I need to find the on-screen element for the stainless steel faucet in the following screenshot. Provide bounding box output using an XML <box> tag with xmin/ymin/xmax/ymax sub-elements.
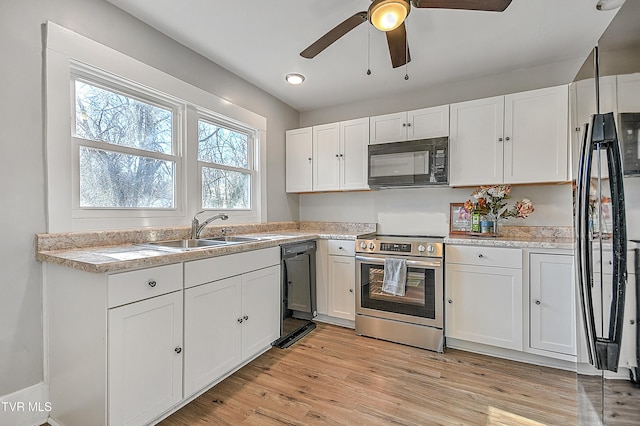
<box><xmin>191</xmin><ymin>211</ymin><xmax>229</xmax><ymax>239</ymax></box>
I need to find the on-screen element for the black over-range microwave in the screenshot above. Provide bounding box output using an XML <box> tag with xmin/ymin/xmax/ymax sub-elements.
<box><xmin>367</xmin><ymin>137</ymin><xmax>448</xmax><ymax>188</ymax></box>
<box><xmin>620</xmin><ymin>113</ymin><xmax>640</xmax><ymax>176</ymax></box>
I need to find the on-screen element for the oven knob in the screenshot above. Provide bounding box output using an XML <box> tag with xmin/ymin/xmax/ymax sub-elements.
<box><xmin>427</xmin><ymin>245</ymin><xmax>435</xmax><ymax>253</ymax></box>
<box><xmin>360</xmin><ymin>241</ymin><xmax>367</xmax><ymax>250</ymax></box>
<box><xmin>418</xmin><ymin>245</ymin><xmax>426</xmax><ymax>252</ymax></box>
<box><xmin>368</xmin><ymin>242</ymin><xmax>375</xmax><ymax>250</ymax></box>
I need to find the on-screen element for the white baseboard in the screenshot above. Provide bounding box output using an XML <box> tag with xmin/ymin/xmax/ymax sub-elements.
<box><xmin>0</xmin><ymin>383</ymin><xmax>50</xmax><ymax>426</ymax></box>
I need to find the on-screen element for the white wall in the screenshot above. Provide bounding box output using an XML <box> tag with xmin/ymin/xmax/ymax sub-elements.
<box><xmin>301</xmin><ymin>184</ymin><xmax>574</xmax><ymax>236</ymax></box>
<box><xmin>0</xmin><ymin>0</ymin><xmax>299</xmax><ymax>400</ymax></box>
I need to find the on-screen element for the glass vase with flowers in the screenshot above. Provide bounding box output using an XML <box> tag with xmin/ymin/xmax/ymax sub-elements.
<box><xmin>463</xmin><ymin>185</ymin><xmax>535</xmax><ymax>236</ymax></box>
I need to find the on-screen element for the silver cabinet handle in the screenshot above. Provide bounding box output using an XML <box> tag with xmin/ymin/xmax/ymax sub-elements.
<box><xmin>535</xmin><ymin>300</ymin><xmax>541</xmax><ymax>305</ymax></box>
<box><xmin>174</xmin><ymin>347</ymin><xmax>182</xmax><ymax>354</ymax></box>
<box><xmin>148</xmin><ymin>280</ymin><xmax>157</xmax><ymax>288</ymax></box>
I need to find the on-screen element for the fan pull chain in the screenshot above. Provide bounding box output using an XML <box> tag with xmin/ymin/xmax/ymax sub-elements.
<box><xmin>367</xmin><ymin>11</ymin><xmax>372</xmax><ymax>76</ymax></box>
<box><xmin>404</xmin><ymin>20</ymin><xmax>409</xmax><ymax>80</ymax></box>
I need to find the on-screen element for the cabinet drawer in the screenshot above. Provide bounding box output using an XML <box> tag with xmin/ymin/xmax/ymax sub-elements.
<box><xmin>446</xmin><ymin>245</ymin><xmax>522</xmax><ymax>269</ymax></box>
<box><xmin>328</xmin><ymin>240</ymin><xmax>355</xmax><ymax>256</ymax></box>
<box><xmin>108</xmin><ymin>263</ymin><xmax>182</xmax><ymax>308</ymax></box>
<box><xmin>185</xmin><ymin>247</ymin><xmax>280</xmax><ymax>288</ymax></box>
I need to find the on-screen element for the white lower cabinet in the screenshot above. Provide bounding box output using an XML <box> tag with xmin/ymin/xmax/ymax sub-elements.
<box><xmin>446</xmin><ymin>262</ymin><xmax>523</xmax><ymax>351</ymax></box>
<box><xmin>528</xmin><ymin>253</ymin><xmax>576</xmax><ymax>357</ymax></box>
<box><xmin>316</xmin><ymin>240</ymin><xmax>356</xmax><ymax>325</ymax></box>
<box><xmin>108</xmin><ymin>291</ymin><xmax>184</xmax><ymax>426</ymax></box>
<box><xmin>183</xmin><ymin>249</ymin><xmax>280</xmax><ymax>397</ymax></box>
<box><xmin>445</xmin><ymin>245</ymin><xmax>523</xmax><ymax>351</ymax></box>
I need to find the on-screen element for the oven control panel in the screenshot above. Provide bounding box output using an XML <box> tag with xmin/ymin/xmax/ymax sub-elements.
<box><xmin>356</xmin><ymin>236</ymin><xmax>444</xmax><ymax>258</ymax></box>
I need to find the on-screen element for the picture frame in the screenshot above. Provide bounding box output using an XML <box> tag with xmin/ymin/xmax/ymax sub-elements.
<box><xmin>450</xmin><ymin>203</ymin><xmax>471</xmax><ymax>234</ymax></box>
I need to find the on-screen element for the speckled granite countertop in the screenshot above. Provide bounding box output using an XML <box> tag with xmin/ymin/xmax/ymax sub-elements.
<box><xmin>444</xmin><ymin>226</ymin><xmax>575</xmax><ymax>250</ymax></box>
<box><xmin>36</xmin><ymin>221</ymin><xmax>376</xmax><ymax>274</ymax></box>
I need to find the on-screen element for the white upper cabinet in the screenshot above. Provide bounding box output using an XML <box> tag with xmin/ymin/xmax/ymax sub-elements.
<box><xmin>569</xmin><ymin>76</ymin><xmax>617</xmax><ymax>179</ymax></box>
<box><xmin>313</xmin><ymin>123</ymin><xmax>341</xmax><ymax>191</ymax></box>
<box><xmin>285</xmin><ymin>127</ymin><xmax>312</xmax><ymax>193</ymax></box>
<box><xmin>450</xmin><ymin>96</ymin><xmax>505</xmax><ymax>186</ymax></box>
<box><xmin>617</xmin><ymin>73</ymin><xmax>640</xmax><ymax>112</ymax></box>
<box><xmin>449</xmin><ymin>85</ymin><xmax>569</xmax><ymax>186</ymax></box>
<box><xmin>339</xmin><ymin>117</ymin><xmax>370</xmax><ymax>191</ymax></box>
<box><xmin>370</xmin><ymin>105</ymin><xmax>449</xmax><ymax>144</ymax></box>
<box><xmin>286</xmin><ymin>118</ymin><xmax>369</xmax><ymax>193</ymax></box>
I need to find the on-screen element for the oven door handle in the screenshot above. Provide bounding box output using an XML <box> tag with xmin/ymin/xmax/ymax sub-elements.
<box><xmin>356</xmin><ymin>255</ymin><xmax>441</xmax><ymax>269</ymax></box>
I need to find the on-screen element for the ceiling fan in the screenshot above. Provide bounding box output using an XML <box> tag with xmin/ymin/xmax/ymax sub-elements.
<box><xmin>300</xmin><ymin>0</ymin><xmax>513</xmax><ymax>68</ymax></box>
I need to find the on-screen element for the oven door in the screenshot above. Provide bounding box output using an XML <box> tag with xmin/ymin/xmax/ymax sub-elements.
<box><xmin>355</xmin><ymin>254</ymin><xmax>443</xmax><ymax>328</ymax></box>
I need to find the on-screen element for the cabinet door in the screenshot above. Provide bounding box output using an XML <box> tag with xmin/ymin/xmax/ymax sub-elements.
<box><xmin>108</xmin><ymin>291</ymin><xmax>183</xmax><ymax>426</ymax></box>
<box><xmin>407</xmin><ymin>105</ymin><xmax>449</xmax><ymax>140</ymax></box>
<box><xmin>327</xmin><ymin>255</ymin><xmax>356</xmax><ymax>321</ymax></box>
<box><xmin>241</xmin><ymin>265</ymin><xmax>280</xmax><ymax>360</ymax></box>
<box><xmin>340</xmin><ymin>117</ymin><xmax>370</xmax><ymax>190</ymax></box>
<box><xmin>370</xmin><ymin>111</ymin><xmax>407</xmax><ymax>144</ymax></box>
<box><xmin>617</xmin><ymin>73</ymin><xmax>640</xmax><ymax>112</ymax></box>
<box><xmin>449</xmin><ymin>96</ymin><xmax>504</xmax><ymax>186</ymax></box>
<box><xmin>503</xmin><ymin>85</ymin><xmax>569</xmax><ymax>184</ymax></box>
<box><xmin>285</xmin><ymin>127</ymin><xmax>312</xmax><ymax>193</ymax></box>
<box><xmin>183</xmin><ymin>276</ymin><xmax>242</xmax><ymax>397</ymax></box>
<box><xmin>529</xmin><ymin>254</ymin><xmax>576</xmax><ymax>356</ymax></box>
<box><xmin>571</xmin><ymin>77</ymin><xmax>617</xmax><ymax>179</ymax></box>
<box><xmin>445</xmin><ymin>264</ymin><xmax>523</xmax><ymax>350</ymax></box>
<box><xmin>313</xmin><ymin>123</ymin><xmax>341</xmax><ymax>191</ymax></box>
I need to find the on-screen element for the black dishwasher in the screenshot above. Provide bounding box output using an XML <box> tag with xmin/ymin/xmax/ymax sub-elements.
<box><xmin>273</xmin><ymin>240</ymin><xmax>317</xmax><ymax>348</ymax></box>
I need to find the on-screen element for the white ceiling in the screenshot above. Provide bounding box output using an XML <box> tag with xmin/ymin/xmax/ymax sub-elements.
<box><xmin>105</xmin><ymin>0</ymin><xmax>622</xmax><ymax>112</ymax></box>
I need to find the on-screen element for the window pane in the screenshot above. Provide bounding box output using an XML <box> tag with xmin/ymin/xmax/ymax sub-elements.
<box><xmin>80</xmin><ymin>146</ymin><xmax>175</xmax><ymax>208</ymax></box>
<box><xmin>198</xmin><ymin>121</ymin><xmax>248</xmax><ymax>168</ymax></box>
<box><xmin>75</xmin><ymin>81</ymin><xmax>173</xmax><ymax>155</ymax></box>
<box><xmin>202</xmin><ymin>167</ymin><xmax>250</xmax><ymax>209</ymax></box>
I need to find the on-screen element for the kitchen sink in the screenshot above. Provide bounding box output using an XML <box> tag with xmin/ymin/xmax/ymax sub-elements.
<box><xmin>139</xmin><ymin>239</ymin><xmax>229</xmax><ymax>251</ymax></box>
<box><xmin>204</xmin><ymin>235</ymin><xmax>263</xmax><ymax>243</ymax></box>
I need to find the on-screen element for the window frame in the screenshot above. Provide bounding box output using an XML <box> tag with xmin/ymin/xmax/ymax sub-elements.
<box><xmin>44</xmin><ymin>22</ymin><xmax>267</xmax><ymax>232</ymax></box>
<box><xmin>196</xmin><ymin>114</ymin><xmax>257</xmax><ymax>212</ymax></box>
<box><xmin>70</xmin><ymin>69</ymin><xmax>185</xmax><ymax>215</ymax></box>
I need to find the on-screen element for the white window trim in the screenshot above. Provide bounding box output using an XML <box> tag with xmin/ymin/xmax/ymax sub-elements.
<box><xmin>45</xmin><ymin>21</ymin><xmax>266</xmax><ymax>232</ymax></box>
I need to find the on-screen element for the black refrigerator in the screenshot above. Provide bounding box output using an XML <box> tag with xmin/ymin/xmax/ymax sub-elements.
<box><xmin>575</xmin><ymin>109</ymin><xmax>640</xmax><ymax>423</ymax></box>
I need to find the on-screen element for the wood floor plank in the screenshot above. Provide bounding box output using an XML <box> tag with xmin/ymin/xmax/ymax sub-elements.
<box><xmin>159</xmin><ymin>324</ymin><xmax>578</xmax><ymax>426</ymax></box>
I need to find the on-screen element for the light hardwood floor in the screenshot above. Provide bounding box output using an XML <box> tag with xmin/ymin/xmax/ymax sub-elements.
<box><xmin>160</xmin><ymin>323</ymin><xmax>578</xmax><ymax>426</ymax></box>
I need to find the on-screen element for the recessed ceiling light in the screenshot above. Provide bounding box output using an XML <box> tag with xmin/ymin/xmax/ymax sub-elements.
<box><xmin>285</xmin><ymin>73</ymin><xmax>305</xmax><ymax>85</ymax></box>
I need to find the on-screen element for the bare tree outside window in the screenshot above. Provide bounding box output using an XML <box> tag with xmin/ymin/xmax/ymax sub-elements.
<box><xmin>74</xmin><ymin>81</ymin><xmax>175</xmax><ymax>208</ymax></box>
<box><xmin>198</xmin><ymin>120</ymin><xmax>252</xmax><ymax>209</ymax></box>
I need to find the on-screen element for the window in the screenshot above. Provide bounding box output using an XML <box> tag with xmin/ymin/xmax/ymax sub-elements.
<box><xmin>198</xmin><ymin>119</ymin><xmax>254</xmax><ymax>210</ymax></box>
<box><xmin>72</xmin><ymin>79</ymin><xmax>179</xmax><ymax>209</ymax></box>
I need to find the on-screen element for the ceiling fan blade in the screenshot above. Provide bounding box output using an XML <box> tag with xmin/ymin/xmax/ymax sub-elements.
<box><xmin>386</xmin><ymin>22</ymin><xmax>411</xmax><ymax>68</ymax></box>
<box><xmin>300</xmin><ymin>11</ymin><xmax>368</xmax><ymax>59</ymax></box>
<box><xmin>412</xmin><ymin>0</ymin><xmax>512</xmax><ymax>12</ymax></box>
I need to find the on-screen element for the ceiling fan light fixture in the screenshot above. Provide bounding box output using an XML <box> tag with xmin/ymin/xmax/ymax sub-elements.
<box><xmin>285</xmin><ymin>73</ymin><xmax>305</xmax><ymax>85</ymax></box>
<box><xmin>370</xmin><ymin>0</ymin><xmax>411</xmax><ymax>32</ymax></box>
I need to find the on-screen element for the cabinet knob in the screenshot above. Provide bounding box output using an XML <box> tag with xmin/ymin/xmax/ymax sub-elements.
<box><xmin>448</xmin><ymin>299</ymin><xmax>453</xmax><ymax>304</ymax></box>
<box><xmin>148</xmin><ymin>280</ymin><xmax>157</xmax><ymax>288</ymax></box>
<box><xmin>339</xmin><ymin>154</ymin><xmax>344</xmax><ymax>157</ymax></box>
<box><xmin>349</xmin><ymin>288</ymin><xmax>354</xmax><ymax>293</ymax></box>
<box><xmin>174</xmin><ymin>347</ymin><xmax>182</xmax><ymax>354</ymax></box>
<box><xmin>498</xmin><ymin>137</ymin><xmax>503</xmax><ymax>142</ymax></box>
<box><xmin>407</xmin><ymin>123</ymin><xmax>412</xmax><ymax>127</ymax></box>
<box><xmin>535</xmin><ymin>300</ymin><xmax>541</xmax><ymax>305</ymax></box>
<box><xmin>505</xmin><ymin>136</ymin><xmax>511</xmax><ymax>141</ymax></box>
<box><xmin>243</xmin><ymin>315</ymin><xmax>249</xmax><ymax>321</ymax></box>
<box><xmin>478</xmin><ymin>254</ymin><xmax>484</xmax><ymax>258</ymax></box>
<box><xmin>308</xmin><ymin>157</ymin><xmax>312</xmax><ymax>161</ymax></box>
<box><xmin>338</xmin><ymin>246</ymin><xmax>343</xmax><ymax>250</ymax></box>
<box><xmin>402</xmin><ymin>123</ymin><xmax>407</xmax><ymax>127</ymax></box>
<box><xmin>237</xmin><ymin>317</ymin><xmax>244</xmax><ymax>323</ymax></box>
<box><xmin>336</xmin><ymin>154</ymin><xmax>340</xmax><ymax>158</ymax></box>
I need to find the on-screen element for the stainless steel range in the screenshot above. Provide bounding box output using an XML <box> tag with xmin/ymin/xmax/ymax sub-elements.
<box><xmin>355</xmin><ymin>235</ymin><xmax>444</xmax><ymax>352</ymax></box>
